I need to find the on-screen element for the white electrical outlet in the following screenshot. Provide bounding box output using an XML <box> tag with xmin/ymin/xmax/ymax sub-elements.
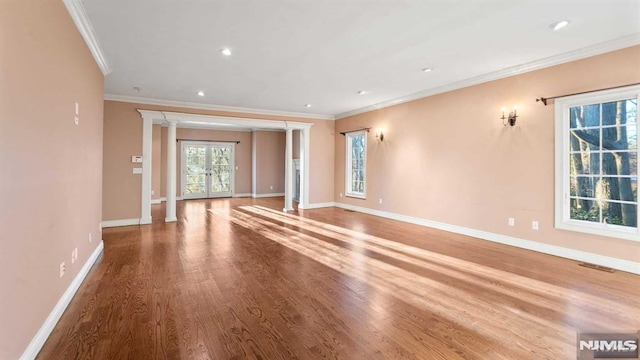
<box><xmin>59</xmin><ymin>262</ymin><xmax>66</xmax><ymax>278</ymax></box>
<box><xmin>89</xmin><ymin>232</ymin><xmax>92</xmax><ymax>243</ymax></box>
<box><xmin>379</xmin><ymin>198</ymin><xmax>383</xmax><ymax>204</ymax></box>
<box><xmin>532</xmin><ymin>221</ymin><xmax>539</xmax><ymax>230</ymax></box>
<box><xmin>508</xmin><ymin>218</ymin><xmax>515</xmax><ymax>226</ymax></box>
<box><xmin>270</xmin><ymin>185</ymin><xmax>273</xmax><ymax>190</ymax></box>
<box><xmin>74</xmin><ymin>247</ymin><xmax>78</xmax><ymax>261</ymax></box>
<box><xmin>339</xmin><ymin>193</ymin><xmax>343</xmax><ymax>198</ymax></box>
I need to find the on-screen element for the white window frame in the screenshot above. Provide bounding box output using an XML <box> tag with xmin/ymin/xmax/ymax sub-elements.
<box><xmin>345</xmin><ymin>130</ymin><xmax>367</xmax><ymax>199</ymax></box>
<box><xmin>554</xmin><ymin>84</ymin><xmax>640</xmax><ymax>242</ymax></box>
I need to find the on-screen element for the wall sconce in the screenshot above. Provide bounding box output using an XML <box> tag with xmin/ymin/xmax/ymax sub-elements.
<box><xmin>501</xmin><ymin>106</ymin><xmax>518</xmax><ymax>126</ymax></box>
<box><xmin>376</xmin><ymin>130</ymin><xmax>384</xmax><ymax>142</ymax></box>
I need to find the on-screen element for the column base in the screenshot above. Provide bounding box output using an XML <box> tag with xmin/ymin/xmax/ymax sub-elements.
<box><xmin>165</xmin><ymin>217</ymin><xmax>178</xmax><ymax>222</ymax></box>
<box><xmin>282</xmin><ymin>207</ymin><xmax>294</xmax><ymax>213</ymax></box>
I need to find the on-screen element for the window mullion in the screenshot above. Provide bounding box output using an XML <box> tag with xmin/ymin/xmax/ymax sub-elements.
<box><xmin>599</xmin><ymin>103</ymin><xmax>603</xmax><ymax>224</ymax></box>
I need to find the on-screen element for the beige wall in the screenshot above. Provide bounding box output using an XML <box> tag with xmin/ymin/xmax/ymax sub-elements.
<box><xmin>152</xmin><ymin>125</ymin><xmax>162</xmax><ymax>200</ymax></box>
<box><xmin>335</xmin><ymin>45</ymin><xmax>640</xmax><ymax>263</ymax></box>
<box><xmin>103</xmin><ymin>101</ymin><xmax>334</xmax><ymax>221</ymax></box>
<box><xmin>254</xmin><ymin>131</ymin><xmax>286</xmax><ymax>194</ymax></box>
<box><xmin>310</xmin><ymin>119</ymin><xmax>335</xmax><ymax>203</ymax></box>
<box><xmin>0</xmin><ymin>1</ymin><xmax>104</xmax><ymax>358</ymax></box>
<box><xmin>293</xmin><ymin>130</ymin><xmax>300</xmax><ymax>159</ymax></box>
<box><xmin>103</xmin><ymin>102</ymin><xmax>142</xmax><ymax>220</ymax></box>
<box><xmin>157</xmin><ymin>128</ymin><xmax>253</xmax><ymax>197</ymax></box>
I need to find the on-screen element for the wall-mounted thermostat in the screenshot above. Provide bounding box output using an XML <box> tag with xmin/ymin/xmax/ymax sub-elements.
<box><xmin>131</xmin><ymin>156</ymin><xmax>143</xmax><ymax>163</ymax></box>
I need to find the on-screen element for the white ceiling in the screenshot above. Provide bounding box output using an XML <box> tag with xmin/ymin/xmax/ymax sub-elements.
<box><xmin>83</xmin><ymin>0</ymin><xmax>640</xmax><ymax>118</ymax></box>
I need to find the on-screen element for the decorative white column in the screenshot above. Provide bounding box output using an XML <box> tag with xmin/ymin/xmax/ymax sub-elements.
<box><xmin>140</xmin><ymin>114</ymin><xmax>153</xmax><ymax>224</ymax></box>
<box><xmin>165</xmin><ymin>120</ymin><xmax>178</xmax><ymax>222</ymax></box>
<box><xmin>283</xmin><ymin>128</ymin><xmax>294</xmax><ymax>212</ymax></box>
<box><xmin>298</xmin><ymin>128</ymin><xmax>311</xmax><ymax>209</ymax></box>
<box><xmin>251</xmin><ymin>131</ymin><xmax>257</xmax><ymax>197</ymax></box>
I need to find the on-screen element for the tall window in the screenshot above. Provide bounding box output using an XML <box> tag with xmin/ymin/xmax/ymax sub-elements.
<box><xmin>555</xmin><ymin>85</ymin><xmax>639</xmax><ymax>241</ymax></box>
<box><xmin>346</xmin><ymin>130</ymin><xmax>367</xmax><ymax>198</ymax></box>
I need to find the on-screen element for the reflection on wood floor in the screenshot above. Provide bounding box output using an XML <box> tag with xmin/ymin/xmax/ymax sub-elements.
<box><xmin>37</xmin><ymin>197</ymin><xmax>640</xmax><ymax>359</ymax></box>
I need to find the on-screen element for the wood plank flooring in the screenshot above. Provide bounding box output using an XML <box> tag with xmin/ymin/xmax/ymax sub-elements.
<box><xmin>37</xmin><ymin>198</ymin><xmax>640</xmax><ymax>359</ymax></box>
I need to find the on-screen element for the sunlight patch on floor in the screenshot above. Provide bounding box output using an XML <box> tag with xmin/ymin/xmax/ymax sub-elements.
<box><xmin>209</xmin><ymin>207</ymin><xmax>582</xmax><ymax>358</ymax></box>
<box><xmin>248</xmin><ymin>205</ymin><xmax>635</xmax><ymax>322</ymax></box>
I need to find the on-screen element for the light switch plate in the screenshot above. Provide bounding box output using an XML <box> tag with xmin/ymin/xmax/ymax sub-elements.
<box><xmin>133</xmin><ymin>168</ymin><xmax>143</xmax><ymax>174</ymax></box>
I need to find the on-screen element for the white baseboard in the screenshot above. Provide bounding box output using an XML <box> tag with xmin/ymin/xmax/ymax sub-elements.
<box><xmin>101</xmin><ymin>218</ymin><xmax>140</xmax><ymax>228</ymax></box>
<box><xmin>233</xmin><ymin>193</ymin><xmax>252</xmax><ymax>198</ymax></box>
<box><xmin>333</xmin><ymin>202</ymin><xmax>640</xmax><ymax>275</ymax></box>
<box><xmin>299</xmin><ymin>202</ymin><xmax>336</xmax><ymax>210</ymax></box>
<box><xmin>158</xmin><ymin>197</ymin><xmax>183</xmax><ymax>202</ymax></box>
<box><xmin>252</xmin><ymin>193</ymin><xmax>285</xmax><ymax>198</ymax></box>
<box><xmin>150</xmin><ymin>199</ymin><xmax>161</xmax><ymax>204</ymax></box>
<box><xmin>20</xmin><ymin>241</ymin><xmax>104</xmax><ymax>360</ymax></box>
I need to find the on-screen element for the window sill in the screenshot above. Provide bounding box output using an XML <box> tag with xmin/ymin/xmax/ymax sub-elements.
<box><xmin>555</xmin><ymin>220</ymin><xmax>640</xmax><ymax>242</ymax></box>
<box><xmin>345</xmin><ymin>193</ymin><xmax>366</xmax><ymax>200</ymax></box>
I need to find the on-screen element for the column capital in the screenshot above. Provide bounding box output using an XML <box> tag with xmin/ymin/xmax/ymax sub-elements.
<box><xmin>166</xmin><ymin>119</ymin><xmax>178</xmax><ymax>127</ymax></box>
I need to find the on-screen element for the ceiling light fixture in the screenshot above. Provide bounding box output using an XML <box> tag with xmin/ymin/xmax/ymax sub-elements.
<box><xmin>305</xmin><ymin>104</ymin><xmax>311</xmax><ymax>107</ymax></box>
<box><xmin>357</xmin><ymin>90</ymin><xmax>367</xmax><ymax>95</ymax></box>
<box><xmin>422</xmin><ymin>68</ymin><xmax>433</xmax><ymax>72</ymax></box>
<box><xmin>550</xmin><ymin>20</ymin><xmax>570</xmax><ymax>31</ymax></box>
<box><xmin>220</xmin><ymin>48</ymin><xmax>232</xmax><ymax>56</ymax></box>
<box><xmin>197</xmin><ymin>91</ymin><xmax>205</xmax><ymax>96</ymax></box>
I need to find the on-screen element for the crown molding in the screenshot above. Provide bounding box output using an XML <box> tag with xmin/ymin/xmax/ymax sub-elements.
<box><xmin>335</xmin><ymin>34</ymin><xmax>640</xmax><ymax>119</ymax></box>
<box><xmin>105</xmin><ymin>94</ymin><xmax>335</xmax><ymax>121</ymax></box>
<box><xmin>62</xmin><ymin>0</ymin><xmax>111</xmax><ymax>75</ymax></box>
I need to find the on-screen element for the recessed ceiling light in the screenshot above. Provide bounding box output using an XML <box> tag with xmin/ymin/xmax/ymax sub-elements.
<box><xmin>304</xmin><ymin>104</ymin><xmax>311</xmax><ymax>107</ymax></box>
<box><xmin>220</xmin><ymin>48</ymin><xmax>232</xmax><ymax>56</ymax></box>
<box><xmin>550</xmin><ymin>20</ymin><xmax>570</xmax><ymax>31</ymax></box>
<box><xmin>357</xmin><ymin>90</ymin><xmax>367</xmax><ymax>95</ymax></box>
<box><xmin>197</xmin><ymin>91</ymin><xmax>205</xmax><ymax>96</ymax></box>
<box><xmin>422</xmin><ymin>68</ymin><xmax>433</xmax><ymax>72</ymax></box>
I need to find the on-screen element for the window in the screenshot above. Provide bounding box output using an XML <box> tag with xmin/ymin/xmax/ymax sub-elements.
<box><xmin>555</xmin><ymin>85</ymin><xmax>639</xmax><ymax>241</ymax></box>
<box><xmin>346</xmin><ymin>130</ymin><xmax>367</xmax><ymax>198</ymax></box>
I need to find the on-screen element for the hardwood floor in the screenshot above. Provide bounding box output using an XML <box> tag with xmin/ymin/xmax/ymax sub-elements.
<box><xmin>37</xmin><ymin>198</ymin><xmax>639</xmax><ymax>359</ymax></box>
